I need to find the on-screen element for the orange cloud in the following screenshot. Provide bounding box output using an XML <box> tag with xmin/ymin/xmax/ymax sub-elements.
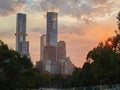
<box><xmin>57</xmin><ymin>17</ymin><xmax>116</xmax><ymax>67</ymax></box>
<box><xmin>0</xmin><ymin>0</ymin><xmax>25</xmax><ymax>16</ymax></box>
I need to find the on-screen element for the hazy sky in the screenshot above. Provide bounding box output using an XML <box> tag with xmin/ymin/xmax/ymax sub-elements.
<box><xmin>0</xmin><ymin>0</ymin><xmax>120</xmax><ymax>67</ymax></box>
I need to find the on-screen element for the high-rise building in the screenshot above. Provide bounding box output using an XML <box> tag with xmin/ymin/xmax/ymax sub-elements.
<box><xmin>15</xmin><ymin>13</ymin><xmax>29</xmax><ymax>57</ymax></box>
<box><xmin>46</xmin><ymin>12</ymin><xmax>58</xmax><ymax>47</ymax></box>
<box><xmin>36</xmin><ymin>12</ymin><xmax>75</xmax><ymax>75</ymax></box>
<box><xmin>40</xmin><ymin>35</ymin><xmax>47</xmax><ymax>60</ymax></box>
<box><xmin>59</xmin><ymin>57</ymin><xmax>75</xmax><ymax>75</ymax></box>
<box><xmin>43</xmin><ymin>46</ymin><xmax>56</xmax><ymax>61</ymax></box>
<box><xmin>58</xmin><ymin>41</ymin><xmax>66</xmax><ymax>59</ymax></box>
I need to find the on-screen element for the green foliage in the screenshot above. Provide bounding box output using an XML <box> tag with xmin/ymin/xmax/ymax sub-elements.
<box><xmin>87</xmin><ymin>43</ymin><xmax>120</xmax><ymax>84</ymax></box>
<box><xmin>70</xmin><ymin>63</ymin><xmax>98</xmax><ymax>87</ymax></box>
<box><xmin>81</xmin><ymin>62</ymin><xmax>97</xmax><ymax>86</ymax></box>
<box><xmin>70</xmin><ymin>68</ymin><xmax>82</xmax><ymax>87</ymax></box>
<box><xmin>86</xmin><ymin>34</ymin><xmax>120</xmax><ymax>85</ymax></box>
<box><xmin>0</xmin><ymin>40</ymin><xmax>39</xmax><ymax>90</ymax></box>
<box><xmin>83</xmin><ymin>12</ymin><xmax>120</xmax><ymax>85</ymax></box>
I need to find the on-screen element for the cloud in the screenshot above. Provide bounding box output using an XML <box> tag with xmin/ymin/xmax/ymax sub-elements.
<box><xmin>59</xmin><ymin>24</ymin><xmax>85</xmax><ymax>37</ymax></box>
<box><xmin>24</xmin><ymin>0</ymin><xmax>41</xmax><ymax>13</ymax></box>
<box><xmin>23</xmin><ymin>0</ymin><xmax>120</xmax><ymax>24</ymax></box>
<box><xmin>0</xmin><ymin>0</ymin><xmax>25</xmax><ymax>16</ymax></box>
<box><xmin>29</xmin><ymin>27</ymin><xmax>45</xmax><ymax>35</ymax></box>
<box><xmin>0</xmin><ymin>31</ymin><xmax>12</xmax><ymax>37</ymax></box>
<box><xmin>35</xmin><ymin>0</ymin><xmax>112</xmax><ymax>18</ymax></box>
<box><xmin>90</xmin><ymin>0</ymin><xmax>108</xmax><ymax>5</ymax></box>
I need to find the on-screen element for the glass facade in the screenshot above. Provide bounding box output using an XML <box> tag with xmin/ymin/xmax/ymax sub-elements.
<box><xmin>16</xmin><ymin>13</ymin><xmax>26</xmax><ymax>51</ymax></box>
<box><xmin>47</xmin><ymin>12</ymin><xmax>58</xmax><ymax>47</ymax></box>
<box><xmin>15</xmin><ymin>13</ymin><xmax>29</xmax><ymax>57</ymax></box>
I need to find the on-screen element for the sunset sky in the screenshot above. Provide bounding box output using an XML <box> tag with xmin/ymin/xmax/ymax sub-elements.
<box><xmin>0</xmin><ymin>0</ymin><xmax>120</xmax><ymax>67</ymax></box>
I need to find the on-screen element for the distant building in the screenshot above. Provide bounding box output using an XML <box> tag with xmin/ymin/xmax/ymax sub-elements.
<box><xmin>59</xmin><ymin>57</ymin><xmax>74</xmax><ymax>75</ymax></box>
<box><xmin>40</xmin><ymin>35</ymin><xmax>47</xmax><ymax>60</ymax></box>
<box><xmin>36</xmin><ymin>60</ymin><xmax>44</xmax><ymax>72</ymax></box>
<box><xmin>37</xmin><ymin>12</ymin><xmax>58</xmax><ymax>73</ymax></box>
<box><xmin>36</xmin><ymin>12</ymin><xmax>75</xmax><ymax>75</ymax></box>
<box><xmin>20</xmin><ymin>41</ymin><xmax>29</xmax><ymax>56</ymax></box>
<box><xmin>43</xmin><ymin>46</ymin><xmax>56</xmax><ymax>61</ymax></box>
<box><xmin>44</xmin><ymin>60</ymin><xmax>52</xmax><ymax>73</ymax></box>
<box><xmin>46</xmin><ymin>12</ymin><xmax>58</xmax><ymax>47</ymax></box>
<box><xmin>58</xmin><ymin>41</ymin><xmax>66</xmax><ymax>59</ymax></box>
<box><xmin>41</xmin><ymin>60</ymin><xmax>58</xmax><ymax>74</ymax></box>
<box><xmin>15</xmin><ymin>13</ymin><xmax>30</xmax><ymax>57</ymax></box>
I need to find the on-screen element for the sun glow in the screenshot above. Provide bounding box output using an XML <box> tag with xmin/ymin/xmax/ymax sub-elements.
<box><xmin>107</xmin><ymin>41</ymin><xmax>113</xmax><ymax>46</ymax></box>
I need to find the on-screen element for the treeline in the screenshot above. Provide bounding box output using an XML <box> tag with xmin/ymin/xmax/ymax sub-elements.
<box><xmin>76</xmin><ymin>12</ymin><xmax>120</xmax><ymax>86</ymax></box>
<box><xmin>0</xmin><ymin>40</ymin><xmax>39</xmax><ymax>89</ymax></box>
<box><xmin>0</xmin><ymin>40</ymin><xmax>71</xmax><ymax>89</ymax></box>
<box><xmin>71</xmin><ymin>12</ymin><xmax>120</xmax><ymax>86</ymax></box>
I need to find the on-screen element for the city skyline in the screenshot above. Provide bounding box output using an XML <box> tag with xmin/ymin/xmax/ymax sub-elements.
<box><xmin>0</xmin><ymin>0</ymin><xmax>120</xmax><ymax>67</ymax></box>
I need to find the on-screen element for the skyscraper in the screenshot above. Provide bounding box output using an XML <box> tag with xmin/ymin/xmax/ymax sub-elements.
<box><xmin>15</xmin><ymin>13</ymin><xmax>29</xmax><ymax>57</ymax></box>
<box><xmin>46</xmin><ymin>12</ymin><xmax>58</xmax><ymax>47</ymax></box>
<box><xmin>58</xmin><ymin>41</ymin><xmax>66</xmax><ymax>59</ymax></box>
<box><xmin>43</xmin><ymin>46</ymin><xmax>56</xmax><ymax>61</ymax></box>
<box><xmin>36</xmin><ymin>12</ymin><xmax>75</xmax><ymax>74</ymax></box>
<box><xmin>40</xmin><ymin>35</ymin><xmax>47</xmax><ymax>60</ymax></box>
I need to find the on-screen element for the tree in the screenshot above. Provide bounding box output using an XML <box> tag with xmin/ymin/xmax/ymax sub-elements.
<box><xmin>86</xmin><ymin>12</ymin><xmax>120</xmax><ymax>84</ymax></box>
<box><xmin>81</xmin><ymin>62</ymin><xmax>97</xmax><ymax>86</ymax></box>
<box><xmin>70</xmin><ymin>68</ymin><xmax>82</xmax><ymax>87</ymax></box>
<box><xmin>0</xmin><ymin>40</ymin><xmax>41</xmax><ymax>90</ymax></box>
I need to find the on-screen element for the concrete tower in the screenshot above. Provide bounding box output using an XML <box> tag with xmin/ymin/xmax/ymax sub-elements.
<box><xmin>15</xmin><ymin>13</ymin><xmax>29</xmax><ymax>57</ymax></box>
<box><xmin>46</xmin><ymin>12</ymin><xmax>58</xmax><ymax>47</ymax></box>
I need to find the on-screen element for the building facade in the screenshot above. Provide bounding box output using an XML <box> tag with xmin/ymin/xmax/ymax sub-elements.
<box><xmin>58</xmin><ymin>41</ymin><xmax>66</xmax><ymax>59</ymax></box>
<box><xmin>40</xmin><ymin>35</ymin><xmax>47</xmax><ymax>60</ymax></box>
<box><xmin>15</xmin><ymin>13</ymin><xmax>29</xmax><ymax>57</ymax></box>
<box><xmin>43</xmin><ymin>45</ymin><xmax>56</xmax><ymax>61</ymax></box>
<box><xmin>46</xmin><ymin>12</ymin><xmax>58</xmax><ymax>47</ymax></box>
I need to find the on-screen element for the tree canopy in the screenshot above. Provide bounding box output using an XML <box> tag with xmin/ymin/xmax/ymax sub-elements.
<box><xmin>0</xmin><ymin>40</ymin><xmax>40</xmax><ymax>90</ymax></box>
<box><xmin>86</xmin><ymin>12</ymin><xmax>120</xmax><ymax>84</ymax></box>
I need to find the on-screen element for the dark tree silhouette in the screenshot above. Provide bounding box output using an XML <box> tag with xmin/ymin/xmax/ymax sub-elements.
<box><xmin>0</xmin><ymin>40</ymin><xmax>41</xmax><ymax>90</ymax></box>
<box><xmin>86</xmin><ymin>12</ymin><xmax>120</xmax><ymax>84</ymax></box>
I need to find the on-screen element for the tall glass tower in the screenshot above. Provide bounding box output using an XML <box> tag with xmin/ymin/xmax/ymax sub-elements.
<box><xmin>46</xmin><ymin>12</ymin><xmax>58</xmax><ymax>47</ymax></box>
<box><xmin>15</xmin><ymin>13</ymin><xmax>29</xmax><ymax>57</ymax></box>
